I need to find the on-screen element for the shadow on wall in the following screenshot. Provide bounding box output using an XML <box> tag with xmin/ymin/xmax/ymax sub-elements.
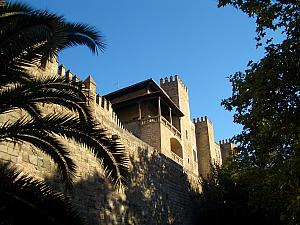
<box><xmin>44</xmin><ymin>147</ymin><xmax>200</xmax><ymax>225</ymax></box>
<box><xmin>44</xmin><ymin>167</ymin><xmax>123</xmax><ymax>225</ymax></box>
<box><xmin>124</xmin><ymin>147</ymin><xmax>199</xmax><ymax>225</ymax></box>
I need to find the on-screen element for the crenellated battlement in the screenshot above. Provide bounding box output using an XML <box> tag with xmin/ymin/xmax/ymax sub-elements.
<box><xmin>160</xmin><ymin>75</ymin><xmax>188</xmax><ymax>93</ymax></box>
<box><xmin>219</xmin><ymin>138</ymin><xmax>236</xmax><ymax>163</ymax></box>
<box><xmin>159</xmin><ymin>75</ymin><xmax>179</xmax><ymax>84</ymax></box>
<box><xmin>94</xmin><ymin>94</ymin><xmax>125</xmax><ymax>129</ymax></box>
<box><xmin>57</xmin><ymin>64</ymin><xmax>126</xmax><ymax>131</ymax></box>
<box><xmin>219</xmin><ymin>139</ymin><xmax>233</xmax><ymax>145</ymax></box>
<box><xmin>57</xmin><ymin>64</ymin><xmax>66</xmax><ymax>76</ymax></box>
<box><xmin>192</xmin><ymin>116</ymin><xmax>212</xmax><ymax>125</ymax></box>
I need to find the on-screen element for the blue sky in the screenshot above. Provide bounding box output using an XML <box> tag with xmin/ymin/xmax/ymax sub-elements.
<box><xmin>21</xmin><ymin>0</ymin><xmax>265</xmax><ymax>141</ymax></box>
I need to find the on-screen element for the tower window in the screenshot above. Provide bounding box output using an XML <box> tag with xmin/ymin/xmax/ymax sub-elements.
<box><xmin>193</xmin><ymin>149</ymin><xmax>197</xmax><ymax>162</ymax></box>
<box><xmin>186</xmin><ymin>130</ymin><xmax>188</xmax><ymax>139</ymax></box>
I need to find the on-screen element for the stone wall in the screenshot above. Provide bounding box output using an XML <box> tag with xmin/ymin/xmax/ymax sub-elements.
<box><xmin>0</xmin><ymin>70</ymin><xmax>201</xmax><ymax>225</ymax></box>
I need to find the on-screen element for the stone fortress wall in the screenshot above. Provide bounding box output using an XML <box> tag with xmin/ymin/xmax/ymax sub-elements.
<box><xmin>0</xmin><ymin>60</ymin><xmax>236</xmax><ymax>224</ymax></box>
<box><xmin>0</xmin><ymin>63</ymin><xmax>207</xmax><ymax>225</ymax></box>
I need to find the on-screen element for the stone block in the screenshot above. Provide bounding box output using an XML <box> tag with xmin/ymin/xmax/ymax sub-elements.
<box><xmin>37</xmin><ymin>157</ymin><xmax>44</xmax><ymax>167</ymax></box>
<box><xmin>22</xmin><ymin>152</ymin><xmax>29</xmax><ymax>162</ymax></box>
<box><xmin>29</xmin><ymin>155</ymin><xmax>38</xmax><ymax>165</ymax></box>
<box><xmin>8</xmin><ymin>149</ymin><xmax>20</xmax><ymax>156</ymax></box>
<box><xmin>43</xmin><ymin>159</ymin><xmax>51</xmax><ymax>170</ymax></box>
<box><xmin>0</xmin><ymin>152</ymin><xmax>10</xmax><ymax>161</ymax></box>
<box><xmin>10</xmin><ymin>155</ymin><xmax>18</xmax><ymax>163</ymax></box>
<box><xmin>0</xmin><ymin>143</ymin><xmax>7</xmax><ymax>152</ymax></box>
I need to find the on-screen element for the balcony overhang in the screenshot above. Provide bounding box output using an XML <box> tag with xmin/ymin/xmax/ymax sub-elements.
<box><xmin>108</xmin><ymin>91</ymin><xmax>184</xmax><ymax>117</ymax></box>
<box><xmin>104</xmin><ymin>79</ymin><xmax>185</xmax><ymax>117</ymax></box>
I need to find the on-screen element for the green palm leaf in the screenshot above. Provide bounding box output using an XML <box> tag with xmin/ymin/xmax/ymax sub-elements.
<box><xmin>37</xmin><ymin>114</ymin><xmax>129</xmax><ymax>189</ymax></box>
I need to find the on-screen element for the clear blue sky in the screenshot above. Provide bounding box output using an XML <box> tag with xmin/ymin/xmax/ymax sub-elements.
<box><xmin>21</xmin><ymin>0</ymin><xmax>265</xmax><ymax>141</ymax></box>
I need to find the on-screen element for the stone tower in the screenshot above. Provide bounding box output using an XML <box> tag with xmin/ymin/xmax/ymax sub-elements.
<box><xmin>103</xmin><ymin>74</ymin><xmax>233</xmax><ymax>176</ymax></box>
<box><xmin>220</xmin><ymin>139</ymin><xmax>236</xmax><ymax>164</ymax></box>
<box><xmin>194</xmin><ymin>116</ymin><xmax>222</xmax><ymax>178</ymax></box>
<box><xmin>160</xmin><ymin>76</ymin><xmax>197</xmax><ymax>172</ymax></box>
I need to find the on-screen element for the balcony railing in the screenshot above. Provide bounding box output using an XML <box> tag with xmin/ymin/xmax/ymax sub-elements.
<box><xmin>139</xmin><ymin>116</ymin><xmax>182</xmax><ymax>139</ymax></box>
<box><xmin>140</xmin><ymin>116</ymin><xmax>160</xmax><ymax>125</ymax></box>
<box><xmin>171</xmin><ymin>152</ymin><xmax>183</xmax><ymax>165</ymax></box>
<box><xmin>160</xmin><ymin>117</ymin><xmax>181</xmax><ymax>138</ymax></box>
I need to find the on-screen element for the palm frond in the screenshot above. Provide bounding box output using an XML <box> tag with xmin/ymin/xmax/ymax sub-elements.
<box><xmin>0</xmin><ymin>119</ymin><xmax>77</xmax><ymax>189</ymax></box>
<box><xmin>0</xmin><ymin>76</ymin><xmax>92</xmax><ymax>121</ymax></box>
<box><xmin>0</xmin><ymin>1</ymin><xmax>33</xmax><ymax>14</ymax></box>
<box><xmin>60</xmin><ymin>22</ymin><xmax>105</xmax><ymax>54</ymax></box>
<box><xmin>0</xmin><ymin>114</ymin><xmax>129</xmax><ymax>189</ymax></box>
<box><xmin>0</xmin><ymin>0</ymin><xmax>128</xmax><ymax>192</ymax></box>
<box><xmin>0</xmin><ymin>162</ymin><xmax>86</xmax><ymax>225</ymax></box>
<box><xmin>0</xmin><ymin>3</ymin><xmax>104</xmax><ymax>68</ymax></box>
<box><xmin>21</xmin><ymin>103</ymin><xmax>42</xmax><ymax>118</ymax></box>
<box><xmin>0</xmin><ymin>11</ymin><xmax>56</xmax><ymax>64</ymax></box>
<box><xmin>1</xmin><ymin>114</ymin><xmax>129</xmax><ymax>188</ymax></box>
<box><xmin>33</xmin><ymin>114</ymin><xmax>130</xmax><ymax>189</ymax></box>
<box><xmin>0</xmin><ymin>67</ymin><xmax>32</xmax><ymax>89</ymax></box>
<box><xmin>15</xmin><ymin>134</ymin><xmax>76</xmax><ymax>190</ymax></box>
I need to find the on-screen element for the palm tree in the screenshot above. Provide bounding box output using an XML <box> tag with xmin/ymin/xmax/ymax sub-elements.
<box><xmin>0</xmin><ymin>1</ymin><xmax>129</xmax><ymax>223</ymax></box>
<box><xmin>0</xmin><ymin>162</ymin><xmax>87</xmax><ymax>225</ymax></box>
<box><xmin>0</xmin><ymin>0</ymin><xmax>129</xmax><ymax>190</ymax></box>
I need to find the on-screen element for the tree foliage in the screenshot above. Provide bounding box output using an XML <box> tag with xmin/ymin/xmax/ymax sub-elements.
<box><xmin>219</xmin><ymin>0</ymin><xmax>300</xmax><ymax>166</ymax></box>
<box><xmin>221</xmin><ymin>0</ymin><xmax>300</xmax><ymax>224</ymax></box>
<box><xmin>193</xmin><ymin>164</ymin><xmax>282</xmax><ymax>225</ymax></box>
<box><xmin>195</xmin><ymin>1</ymin><xmax>300</xmax><ymax>225</ymax></box>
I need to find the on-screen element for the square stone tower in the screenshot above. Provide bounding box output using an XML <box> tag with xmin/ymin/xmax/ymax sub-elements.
<box><xmin>193</xmin><ymin>117</ymin><xmax>222</xmax><ymax>178</ymax></box>
<box><xmin>160</xmin><ymin>76</ymin><xmax>198</xmax><ymax>173</ymax></box>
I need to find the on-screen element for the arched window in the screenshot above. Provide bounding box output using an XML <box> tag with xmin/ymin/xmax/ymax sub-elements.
<box><xmin>170</xmin><ymin>138</ymin><xmax>183</xmax><ymax>158</ymax></box>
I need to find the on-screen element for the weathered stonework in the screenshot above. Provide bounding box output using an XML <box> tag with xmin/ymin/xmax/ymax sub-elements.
<box><xmin>0</xmin><ymin>62</ymin><xmax>235</xmax><ymax>225</ymax></box>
